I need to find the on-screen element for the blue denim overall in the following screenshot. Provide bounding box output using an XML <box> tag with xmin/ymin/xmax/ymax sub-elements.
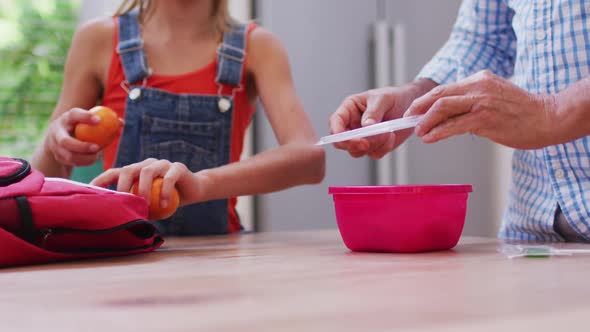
<box><xmin>113</xmin><ymin>12</ymin><xmax>246</xmax><ymax>236</ymax></box>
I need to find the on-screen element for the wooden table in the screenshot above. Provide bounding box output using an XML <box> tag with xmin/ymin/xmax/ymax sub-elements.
<box><xmin>1</xmin><ymin>230</ymin><xmax>590</xmax><ymax>331</ymax></box>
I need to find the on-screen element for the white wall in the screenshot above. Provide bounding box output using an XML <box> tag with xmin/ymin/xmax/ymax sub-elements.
<box><xmin>492</xmin><ymin>146</ymin><xmax>513</xmax><ymax>233</ymax></box>
<box><xmin>78</xmin><ymin>0</ymin><xmax>119</xmax><ymax>22</ymax></box>
<box><xmin>79</xmin><ymin>1</ymin><xmax>252</xmax><ymax>23</ymax></box>
<box><xmin>227</xmin><ymin>0</ymin><xmax>254</xmax><ymax>231</ymax></box>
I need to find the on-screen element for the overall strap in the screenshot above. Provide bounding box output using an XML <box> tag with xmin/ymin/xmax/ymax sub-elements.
<box><xmin>116</xmin><ymin>11</ymin><xmax>151</xmax><ymax>85</ymax></box>
<box><xmin>215</xmin><ymin>23</ymin><xmax>248</xmax><ymax>87</ymax></box>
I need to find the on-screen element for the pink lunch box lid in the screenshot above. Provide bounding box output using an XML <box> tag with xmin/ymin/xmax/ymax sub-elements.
<box><xmin>329</xmin><ymin>185</ymin><xmax>473</xmax><ymax>194</ymax></box>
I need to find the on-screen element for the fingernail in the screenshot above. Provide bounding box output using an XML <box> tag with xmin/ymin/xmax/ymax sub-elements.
<box><xmin>431</xmin><ymin>86</ymin><xmax>443</xmax><ymax>95</ymax></box>
<box><xmin>90</xmin><ymin>144</ymin><xmax>100</xmax><ymax>152</ymax></box>
<box><xmin>363</xmin><ymin>118</ymin><xmax>376</xmax><ymax>126</ymax></box>
<box><xmin>161</xmin><ymin>200</ymin><xmax>168</xmax><ymax>209</ymax></box>
<box><xmin>91</xmin><ymin>115</ymin><xmax>101</xmax><ymax>123</ymax></box>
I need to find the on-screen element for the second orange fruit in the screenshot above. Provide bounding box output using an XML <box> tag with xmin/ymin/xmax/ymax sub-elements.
<box><xmin>74</xmin><ymin>106</ymin><xmax>121</xmax><ymax>148</ymax></box>
<box><xmin>131</xmin><ymin>178</ymin><xmax>180</xmax><ymax>220</ymax></box>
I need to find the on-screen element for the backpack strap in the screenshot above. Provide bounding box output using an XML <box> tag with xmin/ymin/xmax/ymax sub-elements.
<box><xmin>0</xmin><ymin>158</ymin><xmax>36</xmax><ymax>243</ymax></box>
<box><xmin>15</xmin><ymin>196</ymin><xmax>35</xmax><ymax>243</ymax></box>
<box><xmin>0</xmin><ymin>158</ymin><xmax>31</xmax><ymax>187</ymax></box>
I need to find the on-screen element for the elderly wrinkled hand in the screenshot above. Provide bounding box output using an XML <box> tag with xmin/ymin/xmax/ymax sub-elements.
<box><xmin>404</xmin><ymin>70</ymin><xmax>557</xmax><ymax>149</ymax></box>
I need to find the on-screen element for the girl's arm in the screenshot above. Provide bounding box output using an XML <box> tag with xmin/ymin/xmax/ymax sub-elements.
<box><xmin>31</xmin><ymin>18</ymin><xmax>112</xmax><ymax>178</ymax></box>
<box><xmin>193</xmin><ymin>27</ymin><xmax>325</xmax><ymax>201</ymax></box>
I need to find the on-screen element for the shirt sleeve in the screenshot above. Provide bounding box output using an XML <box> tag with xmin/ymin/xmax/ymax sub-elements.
<box><xmin>417</xmin><ymin>0</ymin><xmax>517</xmax><ymax>84</ymax></box>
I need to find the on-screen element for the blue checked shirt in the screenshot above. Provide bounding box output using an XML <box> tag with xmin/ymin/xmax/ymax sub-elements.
<box><xmin>418</xmin><ymin>0</ymin><xmax>590</xmax><ymax>241</ymax></box>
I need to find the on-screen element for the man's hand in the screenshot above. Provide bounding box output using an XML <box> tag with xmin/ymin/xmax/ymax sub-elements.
<box><xmin>405</xmin><ymin>70</ymin><xmax>557</xmax><ymax>149</ymax></box>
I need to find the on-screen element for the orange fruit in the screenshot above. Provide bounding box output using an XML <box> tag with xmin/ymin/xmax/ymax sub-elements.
<box><xmin>74</xmin><ymin>106</ymin><xmax>121</xmax><ymax>148</ymax></box>
<box><xmin>130</xmin><ymin>178</ymin><xmax>180</xmax><ymax>220</ymax></box>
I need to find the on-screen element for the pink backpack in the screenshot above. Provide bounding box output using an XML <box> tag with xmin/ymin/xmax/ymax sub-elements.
<box><xmin>0</xmin><ymin>157</ymin><xmax>163</xmax><ymax>267</ymax></box>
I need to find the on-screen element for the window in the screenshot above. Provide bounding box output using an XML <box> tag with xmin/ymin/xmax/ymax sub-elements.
<box><xmin>0</xmin><ymin>0</ymin><xmax>80</xmax><ymax>159</ymax></box>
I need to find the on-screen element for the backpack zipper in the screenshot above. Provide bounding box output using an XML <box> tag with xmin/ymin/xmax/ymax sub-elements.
<box><xmin>38</xmin><ymin>219</ymin><xmax>157</xmax><ymax>250</ymax></box>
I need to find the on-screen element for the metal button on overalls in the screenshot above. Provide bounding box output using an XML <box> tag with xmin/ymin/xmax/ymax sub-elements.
<box><xmin>129</xmin><ymin>88</ymin><xmax>141</xmax><ymax>100</ymax></box>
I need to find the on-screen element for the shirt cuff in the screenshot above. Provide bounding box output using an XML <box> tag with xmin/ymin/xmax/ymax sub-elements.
<box><xmin>416</xmin><ymin>57</ymin><xmax>458</xmax><ymax>86</ymax></box>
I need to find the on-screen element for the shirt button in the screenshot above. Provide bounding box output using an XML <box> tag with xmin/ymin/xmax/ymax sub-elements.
<box><xmin>536</xmin><ymin>29</ymin><xmax>546</xmax><ymax>41</ymax></box>
<box><xmin>555</xmin><ymin>168</ymin><xmax>565</xmax><ymax>180</ymax></box>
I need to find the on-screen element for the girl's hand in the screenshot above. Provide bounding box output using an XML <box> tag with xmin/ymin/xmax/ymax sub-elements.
<box><xmin>90</xmin><ymin>158</ymin><xmax>203</xmax><ymax>208</ymax></box>
<box><xmin>45</xmin><ymin>108</ymin><xmax>102</xmax><ymax>166</ymax></box>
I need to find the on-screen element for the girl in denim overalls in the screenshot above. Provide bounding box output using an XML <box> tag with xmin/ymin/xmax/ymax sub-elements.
<box><xmin>33</xmin><ymin>0</ymin><xmax>325</xmax><ymax>235</ymax></box>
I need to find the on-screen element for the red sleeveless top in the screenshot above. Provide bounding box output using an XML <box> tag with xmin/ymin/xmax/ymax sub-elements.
<box><xmin>101</xmin><ymin>19</ymin><xmax>257</xmax><ymax>233</ymax></box>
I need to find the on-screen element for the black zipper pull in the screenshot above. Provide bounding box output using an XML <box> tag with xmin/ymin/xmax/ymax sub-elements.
<box><xmin>41</xmin><ymin>229</ymin><xmax>53</xmax><ymax>248</ymax></box>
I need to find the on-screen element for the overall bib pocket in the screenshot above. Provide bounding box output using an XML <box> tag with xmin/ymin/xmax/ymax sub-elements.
<box><xmin>140</xmin><ymin>115</ymin><xmax>221</xmax><ymax>171</ymax></box>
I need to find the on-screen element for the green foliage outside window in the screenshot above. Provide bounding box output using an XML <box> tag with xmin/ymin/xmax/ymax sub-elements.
<box><xmin>0</xmin><ymin>0</ymin><xmax>80</xmax><ymax>159</ymax></box>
